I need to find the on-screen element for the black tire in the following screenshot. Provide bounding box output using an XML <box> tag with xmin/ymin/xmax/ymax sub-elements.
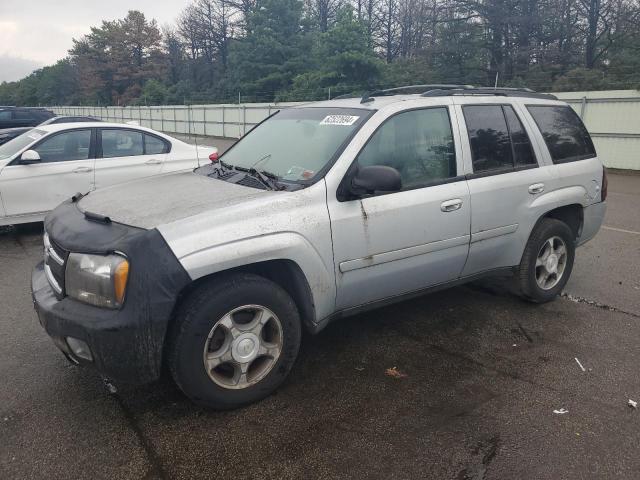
<box><xmin>168</xmin><ymin>272</ymin><xmax>302</xmax><ymax>409</ymax></box>
<box><xmin>517</xmin><ymin>218</ymin><xmax>575</xmax><ymax>303</ymax></box>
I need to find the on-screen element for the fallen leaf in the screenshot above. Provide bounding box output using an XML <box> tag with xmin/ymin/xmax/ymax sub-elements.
<box><xmin>385</xmin><ymin>367</ymin><xmax>408</xmax><ymax>379</ymax></box>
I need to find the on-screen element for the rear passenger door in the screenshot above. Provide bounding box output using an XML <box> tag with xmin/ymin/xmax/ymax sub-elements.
<box><xmin>525</xmin><ymin>105</ymin><xmax>601</xmax><ymax>203</ymax></box>
<box><xmin>93</xmin><ymin>128</ymin><xmax>167</xmax><ymax>189</ymax></box>
<box><xmin>455</xmin><ymin>101</ymin><xmax>554</xmax><ymax>276</ymax></box>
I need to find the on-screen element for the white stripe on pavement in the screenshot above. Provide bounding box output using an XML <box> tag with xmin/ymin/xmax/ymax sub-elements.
<box><xmin>602</xmin><ymin>226</ymin><xmax>640</xmax><ymax>236</ymax></box>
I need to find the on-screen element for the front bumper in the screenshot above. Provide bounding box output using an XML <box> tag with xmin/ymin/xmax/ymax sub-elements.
<box><xmin>31</xmin><ymin>199</ymin><xmax>192</xmax><ymax>384</ymax></box>
<box><xmin>33</xmin><ymin>262</ymin><xmax>151</xmax><ymax>381</ymax></box>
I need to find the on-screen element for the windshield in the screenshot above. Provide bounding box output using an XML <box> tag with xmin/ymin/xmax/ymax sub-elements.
<box><xmin>0</xmin><ymin>129</ymin><xmax>46</xmax><ymax>161</ymax></box>
<box><xmin>214</xmin><ymin>107</ymin><xmax>371</xmax><ymax>182</ymax></box>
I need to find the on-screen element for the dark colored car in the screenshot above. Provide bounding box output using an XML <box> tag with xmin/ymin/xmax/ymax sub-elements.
<box><xmin>0</xmin><ymin>107</ymin><xmax>54</xmax><ymax>130</ymax></box>
<box><xmin>0</xmin><ymin>116</ymin><xmax>100</xmax><ymax>146</ymax></box>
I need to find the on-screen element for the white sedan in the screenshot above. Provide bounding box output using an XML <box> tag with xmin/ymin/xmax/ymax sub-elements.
<box><xmin>0</xmin><ymin>123</ymin><xmax>217</xmax><ymax>225</ymax></box>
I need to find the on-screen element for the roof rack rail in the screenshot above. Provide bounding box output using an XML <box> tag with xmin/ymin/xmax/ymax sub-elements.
<box><xmin>361</xmin><ymin>84</ymin><xmax>474</xmax><ymax>103</ymax></box>
<box><xmin>422</xmin><ymin>87</ymin><xmax>557</xmax><ymax>100</ymax></box>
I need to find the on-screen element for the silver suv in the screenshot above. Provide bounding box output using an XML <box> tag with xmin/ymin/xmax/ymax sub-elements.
<box><xmin>32</xmin><ymin>86</ymin><xmax>607</xmax><ymax>409</ymax></box>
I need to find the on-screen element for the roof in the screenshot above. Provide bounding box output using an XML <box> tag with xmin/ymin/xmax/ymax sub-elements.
<box><xmin>34</xmin><ymin>122</ymin><xmax>169</xmax><ymax>135</ymax></box>
<box><xmin>300</xmin><ymin>85</ymin><xmax>558</xmax><ymax>110</ymax></box>
<box><xmin>298</xmin><ymin>95</ymin><xmax>418</xmax><ymax>110</ymax></box>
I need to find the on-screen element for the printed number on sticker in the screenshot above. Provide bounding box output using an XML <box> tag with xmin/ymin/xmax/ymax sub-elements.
<box><xmin>320</xmin><ymin>115</ymin><xmax>360</xmax><ymax>126</ymax></box>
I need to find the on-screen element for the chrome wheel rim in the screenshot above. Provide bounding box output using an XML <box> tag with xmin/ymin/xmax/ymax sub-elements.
<box><xmin>535</xmin><ymin>236</ymin><xmax>568</xmax><ymax>290</ymax></box>
<box><xmin>203</xmin><ymin>305</ymin><xmax>283</xmax><ymax>390</ymax></box>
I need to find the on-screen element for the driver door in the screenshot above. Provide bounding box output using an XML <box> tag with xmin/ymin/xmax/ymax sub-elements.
<box><xmin>327</xmin><ymin>106</ymin><xmax>471</xmax><ymax>310</ymax></box>
<box><xmin>0</xmin><ymin>129</ymin><xmax>95</xmax><ymax>217</ymax></box>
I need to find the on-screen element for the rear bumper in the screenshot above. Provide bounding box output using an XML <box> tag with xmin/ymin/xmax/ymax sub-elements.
<box><xmin>578</xmin><ymin>201</ymin><xmax>606</xmax><ymax>246</ymax></box>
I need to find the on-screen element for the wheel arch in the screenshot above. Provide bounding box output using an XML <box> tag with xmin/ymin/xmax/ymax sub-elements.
<box><xmin>172</xmin><ymin>259</ymin><xmax>318</xmax><ymax>335</ymax></box>
<box><xmin>517</xmin><ymin>203</ymin><xmax>583</xmax><ymax>269</ymax></box>
<box><xmin>535</xmin><ymin>203</ymin><xmax>584</xmax><ymax>243</ymax></box>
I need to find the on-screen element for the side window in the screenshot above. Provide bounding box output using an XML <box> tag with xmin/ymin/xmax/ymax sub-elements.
<box><xmin>101</xmin><ymin>129</ymin><xmax>144</xmax><ymax>158</ymax></box>
<box><xmin>356</xmin><ymin>108</ymin><xmax>456</xmax><ymax>190</ymax></box>
<box><xmin>503</xmin><ymin>106</ymin><xmax>536</xmax><ymax>166</ymax></box>
<box><xmin>14</xmin><ymin>111</ymin><xmax>33</xmax><ymax>120</ymax></box>
<box><xmin>144</xmin><ymin>134</ymin><xmax>169</xmax><ymax>155</ymax></box>
<box><xmin>34</xmin><ymin>130</ymin><xmax>92</xmax><ymax>162</ymax></box>
<box><xmin>464</xmin><ymin>105</ymin><xmax>537</xmax><ymax>173</ymax></box>
<box><xmin>527</xmin><ymin>105</ymin><xmax>596</xmax><ymax>163</ymax></box>
<box><xmin>0</xmin><ymin>110</ymin><xmax>10</xmax><ymax>120</ymax></box>
<box><xmin>463</xmin><ymin>105</ymin><xmax>513</xmax><ymax>172</ymax></box>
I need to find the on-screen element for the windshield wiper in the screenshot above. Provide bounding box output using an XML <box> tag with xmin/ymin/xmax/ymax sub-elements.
<box><xmin>217</xmin><ymin>162</ymin><xmax>278</xmax><ymax>190</ymax></box>
<box><xmin>249</xmin><ymin>167</ymin><xmax>282</xmax><ymax>191</ymax></box>
<box><xmin>232</xmin><ymin>154</ymin><xmax>283</xmax><ymax>191</ymax></box>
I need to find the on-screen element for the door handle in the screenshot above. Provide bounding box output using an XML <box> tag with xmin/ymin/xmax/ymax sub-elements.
<box><xmin>145</xmin><ymin>159</ymin><xmax>162</xmax><ymax>165</ymax></box>
<box><xmin>528</xmin><ymin>183</ymin><xmax>545</xmax><ymax>194</ymax></box>
<box><xmin>72</xmin><ymin>167</ymin><xmax>93</xmax><ymax>173</ymax></box>
<box><xmin>441</xmin><ymin>199</ymin><xmax>463</xmax><ymax>212</ymax></box>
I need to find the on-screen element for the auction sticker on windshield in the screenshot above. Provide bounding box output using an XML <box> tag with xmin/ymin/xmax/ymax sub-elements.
<box><xmin>319</xmin><ymin>115</ymin><xmax>360</xmax><ymax>126</ymax></box>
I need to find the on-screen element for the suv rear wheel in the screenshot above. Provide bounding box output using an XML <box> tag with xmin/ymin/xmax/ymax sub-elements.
<box><xmin>517</xmin><ymin>218</ymin><xmax>575</xmax><ymax>303</ymax></box>
<box><xmin>168</xmin><ymin>273</ymin><xmax>302</xmax><ymax>409</ymax></box>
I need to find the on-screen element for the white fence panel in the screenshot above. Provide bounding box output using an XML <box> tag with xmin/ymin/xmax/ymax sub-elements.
<box><xmin>556</xmin><ymin>90</ymin><xmax>640</xmax><ymax>170</ymax></box>
<box><xmin>52</xmin><ymin>93</ymin><xmax>640</xmax><ymax>170</ymax></box>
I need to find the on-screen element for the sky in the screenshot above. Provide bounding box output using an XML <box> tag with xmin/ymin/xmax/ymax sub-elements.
<box><xmin>0</xmin><ymin>0</ymin><xmax>191</xmax><ymax>82</ymax></box>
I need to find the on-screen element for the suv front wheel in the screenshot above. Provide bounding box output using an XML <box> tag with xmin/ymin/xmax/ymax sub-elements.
<box><xmin>168</xmin><ymin>273</ymin><xmax>302</xmax><ymax>409</ymax></box>
<box><xmin>517</xmin><ymin>218</ymin><xmax>576</xmax><ymax>303</ymax></box>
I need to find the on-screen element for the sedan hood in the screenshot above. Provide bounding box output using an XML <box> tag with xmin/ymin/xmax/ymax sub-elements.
<box><xmin>78</xmin><ymin>171</ymin><xmax>275</xmax><ymax>229</ymax></box>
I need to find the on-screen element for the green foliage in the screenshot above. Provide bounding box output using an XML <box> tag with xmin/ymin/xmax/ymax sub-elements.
<box><xmin>69</xmin><ymin>10</ymin><xmax>166</xmax><ymax>105</ymax></box>
<box><xmin>229</xmin><ymin>0</ymin><xmax>310</xmax><ymax>100</ymax></box>
<box><xmin>0</xmin><ymin>59</ymin><xmax>80</xmax><ymax>106</ymax></box>
<box><xmin>286</xmin><ymin>7</ymin><xmax>383</xmax><ymax>100</ymax></box>
<box><xmin>552</xmin><ymin>68</ymin><xmax>608</xmax><ymax>92</ymax></box>
<box><xmin>131</xmin><ymin>80</ymin><xmax>170</xmax><ymax>105</ymax></box>
<box><xmin>3</xmin><ymin>0</ymin><xmax>640</xmax><ymax>106</ymax></box>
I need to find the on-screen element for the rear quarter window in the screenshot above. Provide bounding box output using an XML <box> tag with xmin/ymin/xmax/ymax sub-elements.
<box><xmin>527</xmin><ymin>105</ymin><xmax>596</xmax><ymax>163</ymax></box>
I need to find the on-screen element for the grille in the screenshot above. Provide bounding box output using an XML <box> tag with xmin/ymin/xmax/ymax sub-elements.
<box><xmin>43</xmin><ymin>232</ymin><xmax>68</xmax><ymax>297</ymax></box>
<box><xmin>217</xmin><ymin>171</ymin><xmax>239</xmax><ymax>180</ymax></box>
<box><xmin>237</xmin><ymin>175</ymin><xmax>267</xmax><ymax>190</ymax></box>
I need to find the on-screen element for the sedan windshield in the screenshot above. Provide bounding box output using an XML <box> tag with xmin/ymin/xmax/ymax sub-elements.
<box><xmin>211</xmin><ymin>107</ymin><xmax>371</xmax><ymax>182</ymax></box>
<box><xmin>0</xmin><ymin>129</ymin><xmax>46</xmax><ymax>161</ymax></box>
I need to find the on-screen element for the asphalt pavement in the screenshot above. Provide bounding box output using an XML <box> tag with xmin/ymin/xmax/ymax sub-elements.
<box><xmin>0</xmin><ymin>172</ymin><xmax>638</xmax><ymax>479</ymax></box>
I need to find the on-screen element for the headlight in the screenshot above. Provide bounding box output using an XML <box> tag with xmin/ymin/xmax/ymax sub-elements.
<box><xmin>65</xmin><ymin>253</ymin><xmax>130</xmax><ymax>309</ymax></box>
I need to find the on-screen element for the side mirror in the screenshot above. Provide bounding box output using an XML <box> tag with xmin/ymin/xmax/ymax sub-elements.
<box><xmin>19</xmin><ymin>150</ymin><xmax>41</xmax><ymax>164</ymax></box>
<box><xmin>350</xmin><ymin>165</ymin><xmax>401</xmax><ymax>197</ymax></box>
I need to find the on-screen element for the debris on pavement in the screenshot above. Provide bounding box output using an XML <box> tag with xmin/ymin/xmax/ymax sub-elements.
<box><xmin>102</xmin><ymin>377</ymin><xmax>118</xmax><ymax>395</ymax></box>
<box><xmin>629</xmin><ymin>399</ymin><xmax>638</xmax><ymax>409</ymax></box>
<box><xmin>575</xmin><ymin>357</ymin><xmax>586</xmax><ymax>372</ymax></box>
<box><xmin>553</xmin><ymin>408</ymin><xmax>569</xmax><ymax>415</ymax></box>
<box><xmin>385</xmin><ymin>367</ymin><xmax>408</xmax><ymax>379</ymax></box>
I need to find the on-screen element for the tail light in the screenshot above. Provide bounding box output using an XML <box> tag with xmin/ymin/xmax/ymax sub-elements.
<box><xmin>601</xmin><ymin>167</ymin><xmax>608</xmax><ymax>201</ymax></box>
<box><xmin>209</xmin><ymin>152</ymin><xmax>219</xmax><ymax>163</ymax></box>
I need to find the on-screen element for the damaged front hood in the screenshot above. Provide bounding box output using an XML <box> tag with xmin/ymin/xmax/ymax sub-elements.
<box><xmin>78</xmin><ymin>171</ymin><xmax>276</xmax><ymax>229</ymax></box>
